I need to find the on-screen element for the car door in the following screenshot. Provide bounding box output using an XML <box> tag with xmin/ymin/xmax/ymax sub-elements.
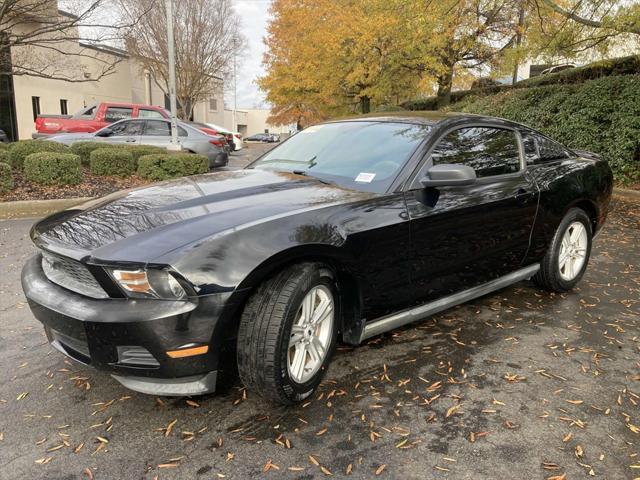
<box><xmin>138</xmin><ymin>119</ymin><xmax>175</xmax><ymax>148</ymax></box>
<box><xmin>404</xmin><ymin>125</ymin><xmax>539</xmax><ymax>304</ymax></box>
<box><xmin>102</xmin><ymin>119</ymin><xmax>144</xmax><ymax>145</ymax></box>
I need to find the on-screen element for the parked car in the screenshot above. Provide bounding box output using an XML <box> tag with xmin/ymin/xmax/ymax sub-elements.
<box><xmin>245</xmin><ymin>132</ymin><xmax>278</xmax><ymax>143</ymax></box>
<box><xmin>33</xmin><ymin>102</ymin><xmax>170</xmax><ymax>138</ymax></box>
<box><xmin>48</xmin><ymin>118</ymin><xmax>228</xmax><ymax>169</ymax></box>
<box><xmin>0</xmin><ymin>128</ymin><xmax>8</xmax><ymax>143</ymax></box>
<box><xmin>186</xmin><ymin>121</ymin><xmax>232</xmax><ymax>153</ymax></box>
<box><xmin>21</xmin><ymin>112</ymin><xmax>612</xmax><ymax>403</ymax></box>
<box><xmin>541</xmin><ymin>64</ymin><xmax>576</xmax><ymax>75</ymax></box>
<box><xmin>201</xmin><ymin>122</ymin><xmax>243</xmax><ymax>152</ymax></box>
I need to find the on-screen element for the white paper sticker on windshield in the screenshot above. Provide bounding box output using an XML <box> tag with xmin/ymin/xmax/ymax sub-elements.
<box><xmin>355</xmin><ymin>172</ymin><xmax>376</xmax><ymax>183</ymax></box>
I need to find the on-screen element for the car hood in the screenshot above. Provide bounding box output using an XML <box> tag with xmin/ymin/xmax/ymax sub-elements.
<box><xmin>31</xmin><ymin>169</ymin><xmax>369</xmax><ymax>263</ymax></box>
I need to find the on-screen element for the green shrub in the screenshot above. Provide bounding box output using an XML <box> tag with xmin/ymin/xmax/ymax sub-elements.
<box><xmin>449</xmin><ymin>75</ymin><xmax>640</xmax><ymax>185</ymax></box>
<box><xmin>0</xmin><ymin>149</ymin><xmax>9</xmax><ymax>164</ymax></box>
<box><xmin>71</xmin><ymin>142</ymin><xmax>167</xmax><ymax>166</ymax></box>
<box><xmin>89</xmin><ymin>148</ymin><xmax>136</xmax><ymax>177</ymax></box>
<box><xmin>0</xmin><ymin>162</ymin><xmax>13</xmax><ymax>192</ymax></box>
<box><xmin>0</xmin><ymin>142</ymin><xmax>10</xmax><ymax>151</ymax></box>
<box><xmin>23</xmin><ymin>152</ymin><xmax>82</xmax><ymax>185</ymax></box>
<box><xmin>137</xmin><ymin>154</ymin><xmax>186</xmax><ymax>181</ymax></box>
<box><xmin>175</xmin><ymin>153</ymin><xmax>209</xmax><ymax>176</ymax></box>
<box><xmin>126</xmin><ymin>145</ymin><xmax>166</xmax><ymax>162</ymax></box>
<box><xmin>137</xmin><ymin>153</ymin><xmax>209</xmax><ymax>180</ymax></box>
<box><xmin>70</xmin><ymin>141</ymin><xmax>124</xmax><ymax>165</ymax></box>
<box><xmin>517</xmin><ymin>54</ymin><xmax>640</xmax><ymax>89</ymax></box>
<box><xmin>9</xmin><ymin>140</ymin><xmax>68</xmax><ymax>170</ymax></box>
<box><xmin>402</xmin><ymin>55</ymin><xmax>640</xmax><ymax>112</ymax></box>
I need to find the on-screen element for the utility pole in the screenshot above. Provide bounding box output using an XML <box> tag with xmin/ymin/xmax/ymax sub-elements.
<box><xmin>232</xmin><ymin>38</ymin><xmax>237</xmax><ymax>133</ymax></box>
<box><xmin>512</xmin><ymin>2</ymin><xmax>526</xmax><ymax>85</ymax></box>
<box><xmin>165</xmin><ymin>0</ymin><xmax>180</xmax><ymax>151</ymax></box>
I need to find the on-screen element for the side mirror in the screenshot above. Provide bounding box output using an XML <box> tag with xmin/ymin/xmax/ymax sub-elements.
<box><xmin>420</xmin><ymin>164</ymin><xmax>477</xmax><ymax>188</ymax></box>
<box><xmin>95</xmin><ymin>128</ymin><xmax>113</xmax><ymax>137</ymax></box>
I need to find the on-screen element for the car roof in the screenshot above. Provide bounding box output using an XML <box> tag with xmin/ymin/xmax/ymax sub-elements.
<box><xmin>326</xmin><ymin>111</ymin><xmax>523</xmax><ymax>129</ymax></box>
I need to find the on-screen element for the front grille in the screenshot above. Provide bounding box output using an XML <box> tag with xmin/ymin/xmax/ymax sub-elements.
<box><xmin>41</xmin><ymin>251</ymin><xmax>109</xmax><ymax>299</ymax></box>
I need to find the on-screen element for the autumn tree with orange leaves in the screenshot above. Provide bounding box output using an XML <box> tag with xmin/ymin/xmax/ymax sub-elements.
<box><xmin>259</xmin><ymin>0</ymin><xmax>640</xmax><ymax>127</ymax></box>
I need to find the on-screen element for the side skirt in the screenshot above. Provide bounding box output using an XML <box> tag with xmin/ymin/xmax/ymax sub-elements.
<box><xmin>359</xmin><ymin>264</ymin><xmax>540</xmax><ymax>342</ymax></box>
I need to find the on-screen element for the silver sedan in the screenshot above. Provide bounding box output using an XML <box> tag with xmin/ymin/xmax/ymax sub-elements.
<box><xmin>48</xmin><ymin>118</ymin><xmax>229</xmax><ymax>168</ymax></box>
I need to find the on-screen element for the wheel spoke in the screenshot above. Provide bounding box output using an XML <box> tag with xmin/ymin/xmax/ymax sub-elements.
<box><xmin>308</xmin><ymin>337</ymin><xmax>324</xmax><ymax>364</ymax></box>
<box><xmin>559</xmin><ymin>251</ymin><xmax>569</xmax><ymax>268</ymax></box>
<box><xmin>570</xmin><ymin>223</ymin><xmax>584</xmax><ymax>243</ymax></box>
<box><xmin>301</xmin><ymin>292</ymin><xmax>314</xmax><ymax>323</ymax></box>
<box><xmin>567</xmin><ymin>258</ymin><xmax>575</xmax><ymax>278</ymax></box>
<box><xmin>310</xmin><ymin>298</ymin><xmax>332</xmax><ymax>326</ymax></box>
<box><xmin>291</xmin><ymin>344</ymin><xmax>307</xmax><ymax>380</ymax></box>
<box><xmin>290</xmin><ymin>325</ymin><xmax>305</xmax><ymax>346</ymax></box>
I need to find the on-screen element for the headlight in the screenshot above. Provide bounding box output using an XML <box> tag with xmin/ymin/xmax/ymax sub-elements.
<box><xmin>109</xmin><ymin>268</ymin><xmax>187</xmax><ymax>299</ymax></box>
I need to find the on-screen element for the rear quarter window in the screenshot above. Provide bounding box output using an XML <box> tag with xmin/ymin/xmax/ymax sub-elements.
<box><xmin>522</xmin><ymin>131</ymin><xmax>571</xmax><ymax>165</ymax></box>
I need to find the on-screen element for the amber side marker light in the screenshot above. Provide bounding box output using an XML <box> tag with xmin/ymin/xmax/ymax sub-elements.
<box><xmin>166</xmin><ymin>345</ymin><xmax>209</xmax><ymax>358</ymax></box>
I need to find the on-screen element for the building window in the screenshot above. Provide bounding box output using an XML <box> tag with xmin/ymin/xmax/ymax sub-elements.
<box><xmin>31</xmin><ymin>96</ymin><xmax>40</xmax><ymax>121</ymax></box>
<box><xmin>60</xmin><ymin>99</ymin><xmax>68</xmax><ymax>115</ymax></box>
<box><xmin>209</xmin><ymin>98</ymin><xmax>217</xmax><ymax>111</ymax></box>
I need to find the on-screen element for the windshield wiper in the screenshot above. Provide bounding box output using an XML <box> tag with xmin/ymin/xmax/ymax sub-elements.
<box><xmin>292</xmin><ymin>169</ymin><xmax>334</xmax><ymax>186</ymax></box>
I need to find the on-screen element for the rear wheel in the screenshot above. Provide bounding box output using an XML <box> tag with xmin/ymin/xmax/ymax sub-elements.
<box><xmin>236</xmin><ymin>263</ymin><xmax>338</xmax><ymax>404</ymax></box>
<box><xmin>533</xmin><ymin>208</ymin><xmax>592</xmax><ymax>292</ymax></box>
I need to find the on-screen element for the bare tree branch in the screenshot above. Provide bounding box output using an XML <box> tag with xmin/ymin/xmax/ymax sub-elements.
<box><xmin>538</xmin><ymin>0</ymin><xmax>640</xmax><ymax>35</ymax></box>
<box><xmin>119</xmin><ymin>0</ymin><xmax>245</xmax><ymax>120</ymax></box>
<box><xmin>0</xmin><ymin>0</ymin><xmax>152</xmax><ymax>82</ymax></box>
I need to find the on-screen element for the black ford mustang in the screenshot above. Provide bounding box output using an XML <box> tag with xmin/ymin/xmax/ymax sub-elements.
<box><xmin>21</xmin><ymin>112</ymin><xmax>613</xmax><ymax>404</ymax></box>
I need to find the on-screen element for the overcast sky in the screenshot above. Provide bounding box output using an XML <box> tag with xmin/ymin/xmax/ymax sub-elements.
<box><xmin>230</xmin><ymin>0</ymin><xmax>272</xmax><ymax>110</ymax></box>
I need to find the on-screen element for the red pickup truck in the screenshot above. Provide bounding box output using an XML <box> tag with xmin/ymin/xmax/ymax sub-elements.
<box><xmin>33</xmin><ymin>102</ymin><xmax>170</xmax><ymax>138</ymax></box>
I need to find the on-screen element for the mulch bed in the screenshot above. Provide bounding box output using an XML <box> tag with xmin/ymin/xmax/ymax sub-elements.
<box><xmin>0</xmin><ymin>169</ymin><xmax>152</xmax><ymax>202</ymax></box>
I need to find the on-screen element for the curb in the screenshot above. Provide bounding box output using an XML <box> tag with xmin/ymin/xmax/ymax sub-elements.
<box><xmin>0</xmin><ymin>197</ymin><xmax>92</xmax><ymax>220</ymax></box>
<box><xmin>613</xmin><ymin>187</ymin><xmax>640</xmax><ymax>201</ymax></box>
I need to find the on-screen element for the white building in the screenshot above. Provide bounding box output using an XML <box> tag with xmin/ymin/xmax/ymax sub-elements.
<box><xmin>1</xmin><ymin>8</ymin><xmax>226</xmax><ymax>141</ymax></box>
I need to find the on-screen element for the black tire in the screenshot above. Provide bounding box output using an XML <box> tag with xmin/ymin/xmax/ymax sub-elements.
<box><xmin>533</xmin><ymin>208</ymin><xmax>592</xmax><ymax>293</ymax></box>
<box><xmin>236</xmin><ymin>262</ymin><xmax>338</xmax><ymax>404</ymax></box>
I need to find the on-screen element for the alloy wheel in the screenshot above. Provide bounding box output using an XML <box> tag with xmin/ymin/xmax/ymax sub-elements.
<box><xmin>558</xmin><ymin>221</ymin><xmax>588</xmax><ymax>281</ymax></box>
<box><xmin>287</xmin><ymin>285</ymin><xmax>334</xmax><ymax>383</ymax></box>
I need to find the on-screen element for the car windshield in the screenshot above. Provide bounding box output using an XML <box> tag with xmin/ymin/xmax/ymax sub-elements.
<box><xmin>249</xmin><ymin>121</ymin><xmax>431</xmax><ymax>193</ymax></box>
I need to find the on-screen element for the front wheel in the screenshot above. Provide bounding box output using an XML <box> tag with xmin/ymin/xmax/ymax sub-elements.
<box><xmin>533</xmin><ymin>208</ymin><xmax>592</xmax><ymax>292</ymax></box>
<box><xmin>236</xmin><ymin>263</ymin><xmax>338</xmax><ymax>404</ymax></box>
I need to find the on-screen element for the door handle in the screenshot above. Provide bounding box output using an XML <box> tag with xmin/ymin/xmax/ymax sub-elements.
<box><xmin>515</xmin><ymin>188</ymin><xmax>534</xmax><ymax>202</ymax></box>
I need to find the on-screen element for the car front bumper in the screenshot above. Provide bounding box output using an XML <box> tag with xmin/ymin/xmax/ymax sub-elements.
<box><xmin>21</xmin><ymin>254</ymin><xmax>232</xmax><ymax>396</ymax></box>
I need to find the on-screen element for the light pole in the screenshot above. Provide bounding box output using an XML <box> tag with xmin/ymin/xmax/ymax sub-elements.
<box><xmin>232</xmin><ymin>39</ymin><xmax>237</xmax><ymax>133</ymax></box>
<box><xmin>165</xmin><ymin>0</ymin><xmax>180</xmax><ymax>151</ymax></box>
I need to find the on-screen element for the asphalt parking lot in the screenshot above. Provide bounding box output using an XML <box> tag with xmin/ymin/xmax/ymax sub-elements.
<box><xmin>0</xmin><ymin>165</ymin><xmax>638</xmax><ymax>478</ymax></box>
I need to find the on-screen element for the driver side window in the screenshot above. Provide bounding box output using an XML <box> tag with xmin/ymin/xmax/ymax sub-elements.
<box><xmin>110</xmin><ymin>120</ymin><xmax>145</xmax><ymax>136</ymax></box>
<box><xmin>431</xmin><ymin>127</ymin><xmax>521</xmax><ymax>178</ymax></box>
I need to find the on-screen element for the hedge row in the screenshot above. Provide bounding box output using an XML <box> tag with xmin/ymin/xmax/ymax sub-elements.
<box><xmin>0</xmin><ymin>162</ymin><xmax>12</xmax><ymax>193</ymax></box>
<box><xmin>402</xmin><ymin>54</ymin><xmax>640</xmax><ymax>111</ymax></box>
<box><xmin>24</xmin><ymin>153</ymin><xmax>82</xmax><ymax>185</ymax></box>
<box><xmin>90</xmin><ymin>148</ymin><xmax>136</xmax><ymax>177</ymax></box>
<box><xmin>9</xmin><ymin>140</ymin><xmax>69</xmax><ymax>169</ymax></box>
<box><xmin>516</xmin><ymin>54</ymin><xmax>640</xmax><ymax>89</ymax></box>
<box><xmin>70</xmin><ymin>141</ymin><xmax>165</xmax><ymax>165</ymax></box>
<box><xmin>137</xmin><ymin>153</ymin><xmax>208</xmax><ymax>180</ymax></box>
<box><xmin>449</xmin><ymin>74</ymin><xmax>640</xmax><ymax>184</ymax></box>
